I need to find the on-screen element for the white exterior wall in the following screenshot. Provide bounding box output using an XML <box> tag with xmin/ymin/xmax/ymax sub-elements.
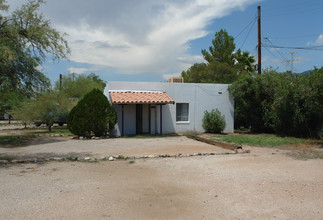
<box><xmin>104</xmin><ymin>82</ymin><xmax>234</xmax><ymax>136</ymax></box>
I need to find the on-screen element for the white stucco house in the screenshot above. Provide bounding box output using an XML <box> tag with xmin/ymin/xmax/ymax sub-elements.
<box><xmin>104</xmin><ymin>81</ymin><xmax>234</xmax><ymax>136</ymax></box>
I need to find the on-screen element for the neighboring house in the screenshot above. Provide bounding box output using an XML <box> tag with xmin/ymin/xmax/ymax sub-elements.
<box><xmin>104</xmin><ymin>81</ymin><xmax>234</xmax><ymax>136</ymax></box>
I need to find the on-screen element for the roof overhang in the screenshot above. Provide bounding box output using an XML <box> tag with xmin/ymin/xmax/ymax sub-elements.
<box><xmin>109</xmin><ymin>90</ymin><xmax>175</xmax><ymax>105</ymax></box>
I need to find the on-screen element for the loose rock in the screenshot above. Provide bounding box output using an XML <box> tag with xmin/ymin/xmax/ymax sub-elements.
<box><xmin>108</xmin><ymin>156</ymin><xmax>114</xmax><ymax>161</ymax></box>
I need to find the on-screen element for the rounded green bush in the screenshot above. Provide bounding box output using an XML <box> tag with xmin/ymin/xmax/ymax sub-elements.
<box><xmin>202</xmin><ymin>109</ymin><xmax>226</xmax><ymax>133</ymax></box>
<box><xmin>67</xmin><ymin>88</ymin><xmax>117</xmax><ymax>137</ymax></box>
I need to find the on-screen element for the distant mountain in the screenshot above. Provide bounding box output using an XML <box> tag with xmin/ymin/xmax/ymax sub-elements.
<box><xmin>296</xmin><ymin>70</ymin><xmax>312</xmax><ymax>75</ymax></box>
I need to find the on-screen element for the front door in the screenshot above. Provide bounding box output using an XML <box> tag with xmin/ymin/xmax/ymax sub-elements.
<box><xmin>150</xmin><ymin>106</ymin><xmax>156</xmax><ymax>135</ymax></box>
<box><xmin>136</xmin><ymin>104</ymin><xmax>143</xmax><ymax>134</ymax></box>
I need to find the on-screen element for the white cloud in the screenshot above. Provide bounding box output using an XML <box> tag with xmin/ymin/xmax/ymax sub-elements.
<box><xmin>314</xmin><ymin>34</ymin><xmax>323</xmax><ymax>45</ymax></box>
<box><xmin>307</xmin><ymin>34</ymin><xmax>323</xmax><ymax>46</ymax></box>
<box><xmin>67</xmin><ymin>67</ymin><xmax>101</xmax><ymax>74</ymax></box>
<box><xmin>40</xmin><ymin>0</ymin><xmax>259</xmax><ymax>75</ymax></box>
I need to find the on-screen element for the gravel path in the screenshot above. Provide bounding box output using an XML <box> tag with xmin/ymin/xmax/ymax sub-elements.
<box><xmin>1</xmin><ymin>145</ymin><xmax>322</xmax><ymax>219</ymax></box>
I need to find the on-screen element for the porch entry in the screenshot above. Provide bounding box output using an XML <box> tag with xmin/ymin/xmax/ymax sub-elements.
<box><xmin>109</xmin><ymin>90</ymin><xmax>175</xmax><ymax>136</ymax></box>
<box><xmin>136</xmin><ymin>104</ymin><xmax>154</xmax><ymax>135</ymax></box>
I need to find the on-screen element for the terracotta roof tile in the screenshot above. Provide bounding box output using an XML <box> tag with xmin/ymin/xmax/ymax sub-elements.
<box><xmin>109</xmin><ymin>91</ymin><xmax>174</xmax><ymax>104</ymax></box>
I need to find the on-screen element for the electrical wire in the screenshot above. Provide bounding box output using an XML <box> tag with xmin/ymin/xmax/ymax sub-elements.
<box><xmin>263</xmin><ymin>38</ymin><xmax>289</xmax><ymax>61</ymax></box>
<box><xmin>264</xmin><ymin>34</ymin><xmax>322</xmax><ymax>40</ymax></box>
<box><xmin>240</xmin><ymin>18</ymin><xmax>256</xmax><ymax>50</ymax></box>
<box><xmin>234</xmin><ymin>15</ymin><xmax>257</xmax><ymax>39</ymax></box>
<box><xmin>262</xmin><ymin>45</ymin><xmax>323</xmax><ymax>51</ymax></box>
<box><xmin>262</xmin><ymin>44</ymin><xmax>289</xmax><ymax>66</ymax></box>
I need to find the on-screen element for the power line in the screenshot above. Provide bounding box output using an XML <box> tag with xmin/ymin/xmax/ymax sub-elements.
<box><xmin>240</xmin><ymin>17</ymin><xmax>257</xmax><ymax>49</ymax></box>
<box><xmin>262</xmin><ymin>44</ymin><xmax>289</xmax><ymax>66</ymax></box>
<box><xmin>265</xmin><ymin>34</ymin><xmax>322</xmax><ymax>40</ymax></box>
<box><xmin>263</xmin><ymin>38</ymin><xmax>288</xmax><ymax>61</ymax></box>
<box><xmin>234</xmin><ymin>15</ymin><xmax>257</xmax><ymax>39</ymax></box>
<box><xmin>263</xmin><ymin>45</ymin><xmax>323</xmax><ymax>51</ymax></box>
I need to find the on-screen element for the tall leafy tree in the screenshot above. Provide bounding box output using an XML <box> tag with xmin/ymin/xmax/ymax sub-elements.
<box><xmin>182</xmin><ymin>29</ymin><xmax>255</xmax><ymax>83</ymax></box>
<box><xmin>201</xmin><ymin>29</ymin><xmax>236</xmax><ymax>66</ymax></box>
<box><xmin>181</xmin><ymin>63</ymin><xmax>207</xmax><ymax>83</ymax></box>
<box><xmin>55</xmin><ymin>73</ymin><xmax>106</xmax><ymax>99</ymax></box>
<box><xmin>0</xmin><ymin>0</ymin><xmax>70</xmax><ymax>93</ymax></box>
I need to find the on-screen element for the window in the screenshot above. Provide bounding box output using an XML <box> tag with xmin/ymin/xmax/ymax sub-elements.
<box><xmin>176</xmin><ymin>103</ymin><xmax>189</xmax><ymax>122</ymax></box>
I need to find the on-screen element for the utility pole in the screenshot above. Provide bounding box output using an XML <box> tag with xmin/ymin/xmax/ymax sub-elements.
<box><xmin>59</xmin><ymin>74</ymin><xmax>62</xmax><ymax>91</ymax></box>
<box><xmin>257</xmin><ymin>5</ymin><xmax>261</xmax><ymax>74</ymax></box>
<box><xmin>281</xmin><ymin>52</ymin><xmax>299</xmax><ymax>73</ymax></box>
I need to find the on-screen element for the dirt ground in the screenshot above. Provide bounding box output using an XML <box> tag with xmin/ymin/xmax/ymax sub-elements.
<box><xmin>0</xmin><ymin>136</ymin><xmax>230</xmax><ymax>160</ymax></box>
<box><xmin>1</xmin><ymin>136</ymin><xmax>323</xmax><ymax>219</ymax></box>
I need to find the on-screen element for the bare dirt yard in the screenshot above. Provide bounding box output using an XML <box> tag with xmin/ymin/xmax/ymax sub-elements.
<box><xmin>1</xmin><ymin>127</ymin><xmax>323</xmax><ymax>219</ymax></box>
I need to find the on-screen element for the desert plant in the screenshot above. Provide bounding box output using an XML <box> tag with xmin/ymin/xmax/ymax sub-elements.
<box><xmin>67</xmin><ymin>88</ymin><xmax>117</xmax><ymax>137</ymax></box>
<box><xmin>202</xmin><ymin>109</ymin><xmax>226</xmax><ymax>133</ymax></box>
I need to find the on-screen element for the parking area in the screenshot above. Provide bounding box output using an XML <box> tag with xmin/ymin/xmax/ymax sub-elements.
<box><xmin>0</xmin><ymin>136</ymin><xmax>230</xmax><ymax>160</ymax></box>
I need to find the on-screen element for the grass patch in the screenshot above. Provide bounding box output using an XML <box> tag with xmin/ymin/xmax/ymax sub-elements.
<box><xmin>0</xmin><ymin>135</ymin><xmax>37</xmax><ymax>146</ymax></box>
<box><xmin>87</xmin><ymin>159</ymin><xmax>99</xmax><ymax>163</ymax></box>
<box><xmin>0</xmin><ymin>156</ymin><xmax>13</xmax><ymax>161</ymax></box>
<box><xmin>65</xmin><ymin>157</ymin><xmax>78</xmax><ymax>161</ymax></box>
<box><xmin>38</xmin><ymin>126</ymin><xmax>73</xmax><ymax>136</ymax></box>
<box><xmin>209</xmin><ymin>134</ymin><xmax>307</xmax><ymax>147</ymax></box>
<box><xmin>183</xmin><ymin>131</ymin><xmax>202</xmax><ymax>136</ymax></box>
<box><xmin>129</xmin><ymin>160</ymin><xmax>135</xmax><ymax>164</ymax></box>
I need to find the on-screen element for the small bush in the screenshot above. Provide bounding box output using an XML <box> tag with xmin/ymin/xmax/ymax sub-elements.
<box><xmin>202</xmin><ymin>109</ymin><xmax>226</xmax><ymax>133</ymax></box>
<box><xmin>67</xmin><ymin>89</ymin><xmax>117</xmax><ymax>137</ymax></box>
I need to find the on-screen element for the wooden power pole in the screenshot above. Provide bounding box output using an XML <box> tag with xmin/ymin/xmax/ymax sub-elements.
<box><xmin>257</xmin><ymin>5</ymin><xmax>261</xmax><ymax>74</ymax></box>
<box><xmin>59</xmin><ymin>74</ymin><xmax>62</xmax><ymax>91</ymax></box>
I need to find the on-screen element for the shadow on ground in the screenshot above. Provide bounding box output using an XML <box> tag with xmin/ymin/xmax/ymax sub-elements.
<box><xmin>0</xmin><ymin>152</ymin><xmax>92</xmax><ymax>160</ymax></box>
<box><xmin>0</xmin><ymin>136</ymin><xmax>71</xmax><ymax>149</ymax></box>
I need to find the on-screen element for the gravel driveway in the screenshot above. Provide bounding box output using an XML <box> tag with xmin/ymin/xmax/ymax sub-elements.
<box><xmin>1</xmin><ymin>144</ymin><xmax>323</xmax><ymax>219</ymax></box>
<box><xmin>0</xmin><ymin>136</ymin><xmax>229</xmax><ymax>160</ymax></box>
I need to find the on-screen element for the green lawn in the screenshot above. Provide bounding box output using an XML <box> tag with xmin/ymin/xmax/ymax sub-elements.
<box><xmin>209</xmin><ymin>133</ymin><xmax>308</xmax><ymax>147</ymax></box>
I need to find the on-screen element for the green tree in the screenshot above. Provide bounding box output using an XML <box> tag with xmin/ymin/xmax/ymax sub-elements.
<box><xmin>234</xmin><ymin>49</ymin><xmax>256</xmax><ymax>74</ymax></box>
<box><xmin>181</xmin><ymin>63</ymin><xmax>207</xmax><ymax>83</ymax></box>
<box><xmin>56</xmin><ymin>73</ymin><xmax>106</xmax><ymax>99</ymax></box>
<box><xmin>0</xmin><ymin>89</ymin><xmax>26</xmax><ymax>121</ymax></box>
<box><xmin>181</xmin><ymin>60</ymin><xmax>237</xmax><ymax>84</ymax></box>
<box><xmin>201</xmin><ymin>29</ymin><xmax>236</xmax><ymax>66</ymax></box>
<box><xmin>67</xmin><ymin>89</ymin><xmax>117</xmax><ymax>137</ymax></box>
<box><xmin>12</xmin><ymin>101</ymin><xmax>34</xmax><ymax>128</ymax></box>
<box><xmin>0</xmin><ymin>0</ymin><xmax>69</xmax><ymax>92</ymax></box>
<box><xmin>22</xmin><ymin>91</ymin><xmax>70</xmax><ymax>131</ymax></box>
<box><xmin>229</xmin><ymin>68</ymin><xmax>323</xmax><ymax>138</ymax></box>
<box><xmin>182</xmin><ymin>29</ymin><xmax>255</xmax><ymax>84</ymax></box>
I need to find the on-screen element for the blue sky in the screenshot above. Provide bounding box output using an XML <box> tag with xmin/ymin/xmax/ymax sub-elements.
<box><xmin>10</xmin><ymin>0</ymin><xmax>323</xmax><ymax>84</ymax></box>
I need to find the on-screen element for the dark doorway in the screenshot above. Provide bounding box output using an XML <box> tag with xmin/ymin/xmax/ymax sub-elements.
<box><xmin>136</xmin><ymin>104</ymin><xmax>143</xmax><ymax>134</ymax></box>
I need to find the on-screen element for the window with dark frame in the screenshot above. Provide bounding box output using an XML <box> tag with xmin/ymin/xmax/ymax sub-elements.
<box><xmin>176</xmin><ymin>103</ymin><xmax>189</xmax><ymax>122</ymax></box>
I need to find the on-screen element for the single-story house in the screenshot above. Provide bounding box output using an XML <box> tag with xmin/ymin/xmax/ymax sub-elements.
<box><xmin>104</xmin><ymin>81</ymin><xmax>234</xmax><ymax>136</ymax></box>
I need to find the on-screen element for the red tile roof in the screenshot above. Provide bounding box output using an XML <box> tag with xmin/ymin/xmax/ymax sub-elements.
<box><xmin>109</xmin><ymin>91</ymin><xmax>175</xmax><ymax>104</ymax></box>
